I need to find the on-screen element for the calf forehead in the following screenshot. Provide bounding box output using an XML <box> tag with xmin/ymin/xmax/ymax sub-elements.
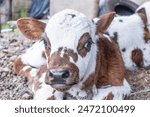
<box><xmin>45</xmin><ymin>9</ymin><xmax>96</xmax><ymax>52</ymax></box>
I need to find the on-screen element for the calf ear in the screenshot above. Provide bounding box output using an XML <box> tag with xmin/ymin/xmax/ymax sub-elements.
<box><xmin>17</xmin><ymin>18</ymin><xmax>46</xmax><ymax>40</ymax></box>
<box><xmin>137</xmin><ymin>8</ymin><xmax>147</xmax><ymax>25</ymax></box>
<box><xmin>137</xmin><ymin>8</ymin><xmax>150</xmax><ymax>42</ymax></box>
<box><xmin>96</xmin><ymin>12</ymin><xmax>116</xmax><ymax>34</ymax></box>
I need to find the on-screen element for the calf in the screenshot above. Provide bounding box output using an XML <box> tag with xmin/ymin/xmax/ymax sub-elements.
<box><xmin>104</xmin><ymin>2</ymin><xmax>150</xmax><ymax>70</ymax></box>
<box><xmin>14</xmin><ymin>9</ymin><xmax>131</xmax><ymax>100</ymax></box>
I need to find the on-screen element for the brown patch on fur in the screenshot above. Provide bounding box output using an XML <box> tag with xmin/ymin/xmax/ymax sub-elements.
<box><xmin>37</xmin><ymin>64</ymin><xmax>47</xmax><ymax>78</ymax></box>
<box><xmin>48</xmin><ymin>51</ymin><xmax>70</xmax><ymax>67</ymax></box>
<box><xmin>137</xmin><ymin>8</ymin><xmax>147</xmax><ymax>25</ymax></box>
<box><xmin>82</xmin><ymin>73</ymin><xmax>94</xmax><ymax>91</ymax></box>
<box><xmin>13</xmin><ymin>58</ymin><xmax>36</xmax><ymax>83</ymax></box>
<box><xmin>104</xmin><ymin>92</ymin><xmax>114</xmax><ymax>100</ymax></box>
<box><xmin>20</xmin><ymin>67</ymin><xmax>34</xmax><ymax>83</ymax></box>
<box><xmin>14</xmin><ymin>58</ymin><xmax>25</xmax><ymax>74</ymax></box>
<box><xmin>144</xmin><ymin>30</ymin><xmax>150</xmax><ymax>42</ymax></box>
<box><xmin>49</xmin><ymin>48</ymin><xmax>78</xmax><ymax>68</ymax></box>
<box><xmin>33</xmin><ymin>79</ymin><xmax>42</xmax><ymax>91</ymax></box>
<box><xmin>77</xmin><ymin>33</ymin><xmax>92</xmax><ymax>57</ymax></box>
<box><xmin>96</xmin><ymin>12</ymin><xmax>116</xmax><ymax>34</ymax></box>
<box><xmin>47</xmin><ymin>95</ymin><xmax>56</xmax><ymax>100</ymax></box>
<box><xmin>137</xmin><ymin>8</ymin><xmax>150</xmax><ymax>42</ymax></box>
<box><xmin>95</xmin><ymin>37</ymin><xmax>127</xmax><ymax>88</ymax></box>
<box><xmin>131</xmin><ymin>48</ymin><xmax>143</xmax><ymax>68</ymax></box>
<box><xmin>67</xmin><ymin>49</ymin><xmax>78</xmax><ymax>62</ymax></box>
<box><xmin>46</xmin><ymin>50</ymin><xmax>79</xmax><ymax>89</ymax></box>
<box><xmin>68</xmin><ymin>63</ymin><xmax>79</xmax><ymax>83</ymax></box>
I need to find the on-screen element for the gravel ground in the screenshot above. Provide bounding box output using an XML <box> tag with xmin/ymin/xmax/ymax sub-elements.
<box><xmin>0</xmin><ymin>31</ymin><xmax>32</xmax><ymax>100</ymax></box>
<box><xmin>0</xmin><ymin>31</ymin><xmax>150</xmax><ymax>100</ymax></box>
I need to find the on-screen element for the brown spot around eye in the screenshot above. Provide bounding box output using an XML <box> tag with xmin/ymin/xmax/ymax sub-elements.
<box><xmin>77</xmin><ymin>33</ymin><xmax>92</xmax><ymax>57</ymax></box>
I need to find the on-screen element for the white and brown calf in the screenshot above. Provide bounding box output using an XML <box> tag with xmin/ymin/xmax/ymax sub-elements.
<box><xmin>102</xmin><ymin>2</ymin><xmax>150</xmax><ymax>71</ymax></box>
<box><xmin>14</xmin><ymin>9</ymin><xmax>131</xmax><ymax>100</ymax></box>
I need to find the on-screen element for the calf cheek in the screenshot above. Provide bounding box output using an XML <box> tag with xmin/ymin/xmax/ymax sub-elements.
<box><xmin>67</xmin><ymin>63</ymin><xmax>79</xmax><ymax>84</ymax></box>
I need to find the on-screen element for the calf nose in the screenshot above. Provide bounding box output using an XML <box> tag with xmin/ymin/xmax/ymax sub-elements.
<box><xmin>49</xmin><ymin>70</ymin><xmax>70</xmax><ymax>79</ymax></box>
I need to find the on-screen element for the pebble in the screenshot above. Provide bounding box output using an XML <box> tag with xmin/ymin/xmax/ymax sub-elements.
<box><xmin>0</xmin><ymin>32</ymin><xmax>31</xmax><ymax>100</ymax></box>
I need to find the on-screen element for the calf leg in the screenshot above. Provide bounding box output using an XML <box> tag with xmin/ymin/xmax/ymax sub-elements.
<box><xmin>33</xmin><ymin>73</ymin><xmax>64</xmax><ymax>100</ymax></box>
<box><xmin>14</xmin><ymin>57</ymin><xmax>39</xmax><ymax>83</ymax></box>
<box><xmin>14</xmin><ymin>59</ymin><xmax>64</xmax><ymax>100</ymax></box>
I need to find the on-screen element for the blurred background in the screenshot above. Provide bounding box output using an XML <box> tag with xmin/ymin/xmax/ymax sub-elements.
<box><xmin>0</xmin><ymin>0</ymin><xmax>149</xmax><ymax>33</ymax></box>
<box><xmin>0</xmin><ymin>0</ymin><xmax>150</xmax><ymax>100</ymax></box>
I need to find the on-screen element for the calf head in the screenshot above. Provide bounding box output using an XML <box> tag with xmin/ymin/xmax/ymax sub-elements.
<box><xmin>17</xmin><ymin>9</ymin><xmax>116</xmax><ymax>92</ymax></box>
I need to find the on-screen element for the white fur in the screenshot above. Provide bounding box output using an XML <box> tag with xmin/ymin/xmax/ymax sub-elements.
<box><xmin>93</xmin><ymin>79</ymin><xmax>131</xmax><ymax>100</ymax></box>
<box><xmin>107</xmin><ymin>13</ymin><xmax>146</xmax><ymax>70</ymax></box>
<box><xmin>108</xmin><ymin>14</ymin><xmax>145</xmax><ymax>49</ymax></box>
<box><xmin>67</xmin><ymin>83</ymin><xmax>89</xmax><ymax>100</ymax></box>
<box><xmin>21</xmin><ymin>40</ymin><xmax>46</xmax><ymax>68</ymax></box>
<box><xmin>30</xmin><ymin>68</ymin><xmax>38</xmax><ymax>78</ymax></box>
<box><xmin>121</xmin><ymin>48</ymin><xmax>136</xmax><ymax>70</ymax></box>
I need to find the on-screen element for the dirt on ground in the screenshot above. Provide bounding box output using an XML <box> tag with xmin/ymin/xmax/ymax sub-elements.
<box><xmin>0</xmin><ymin>31</ymin><xmax>150</xmax><ymax>100</ymax></box>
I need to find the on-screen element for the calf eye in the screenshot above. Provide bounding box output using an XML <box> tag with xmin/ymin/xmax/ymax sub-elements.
<box><xmin>84</xmin><ymin>41</ymin><xmax>92</xmax><ymax>51</ymax></box>
<box><xmin>84</xmin><ymin>39</ymin><xmax>93</xmax><ymax>51</ymax></box>
<box><xmin>77</xmin><ymin>33</ymin><xmax>93</xmax><ymax>57</ymax></box>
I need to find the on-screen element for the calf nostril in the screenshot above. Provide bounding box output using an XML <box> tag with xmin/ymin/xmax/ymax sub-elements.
<box><xmin>62</xmin><ymin>70</ymin><xmax>70</xmax><ymax>78</ymax></box>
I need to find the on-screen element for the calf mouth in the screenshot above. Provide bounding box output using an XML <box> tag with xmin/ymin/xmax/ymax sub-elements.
<box><xmin>51</xmin><ymin>84</ymin><xmax>72</xmax><ymax>91</ymax></box>
<box><xmin>48</xmin><ymin>78</ymin><xmax>76</xmax><ymax>91</ymax></box>
<box><xmin>45</xmin><ymin>70</ymin><xmax>79</xmax><ymax>91</ymax></box>
<box><xmin>51</xmin><ymin>77</ymin><xmax>66</xmax><ymax>85</ymax></box>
